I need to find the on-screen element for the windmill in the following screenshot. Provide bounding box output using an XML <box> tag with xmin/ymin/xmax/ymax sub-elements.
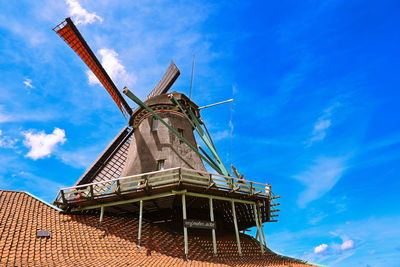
<box><xmin>53</xmin><ymin>18</ymin><xmax>280</xmax><ymax>258</ymax></box>
<box><xmin>53</xmin><ymin>18</ymin><xmax>230</xmax><ymax>185</ymax></box>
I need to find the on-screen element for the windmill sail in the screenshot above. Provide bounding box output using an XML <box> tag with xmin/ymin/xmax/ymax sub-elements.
<box><xmin>53</xmin><ymin>18</ymin><xmax>132</xmax><ymax>118</ymax></box>
<box><xmin>147</xmin><ymin>60</ymin><xmax>180</xmax><ymax>99</ymax></box>
<box><xmin>74</xmin><ymin>127</ymin><xmax>133</xmax><ymax>186</ymax></box>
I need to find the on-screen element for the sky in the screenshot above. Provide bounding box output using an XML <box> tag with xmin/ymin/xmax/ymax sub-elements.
<box><xmin>0</xmin><ymin>0</ymin><xmax>399</xmax><ymax>266</ymax></box>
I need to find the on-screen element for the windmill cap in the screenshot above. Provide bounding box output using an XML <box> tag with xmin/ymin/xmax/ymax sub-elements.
<box><xmin>128</xmin><ymin>91</ymin><xmax>200</xmax><ymax>127</ymax></box>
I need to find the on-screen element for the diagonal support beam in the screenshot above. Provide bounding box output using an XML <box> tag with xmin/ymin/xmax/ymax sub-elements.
<box><xmin>253</xmin><ymin>203</ymin><xmax>264</xmax><ymax>254</ymax></box>
<box><xmin>257</xmin><ymin>203</ymin><xmax>267</xmax><ymax>247</ymax></box>
<box><xmin>169</xmin><ymin>94</ymin><xmax>229</xmax><ymax>176</ymax></box>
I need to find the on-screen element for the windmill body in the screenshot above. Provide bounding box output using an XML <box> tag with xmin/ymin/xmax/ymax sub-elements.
<box><xmin>121</xmin><ymin>92</ymin><xmax>206</xmax><ymax>177</ymax></box>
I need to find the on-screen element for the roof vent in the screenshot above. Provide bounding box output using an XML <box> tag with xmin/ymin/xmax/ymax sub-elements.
<box><xmin>37</xmin><ymin>231</ymin><xmax>51</xmax><ymax>238</ymax></box>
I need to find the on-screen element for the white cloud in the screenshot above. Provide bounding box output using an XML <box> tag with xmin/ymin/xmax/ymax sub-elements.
<box><xmin>294</xmin><ymin>156</ymin><xmax>348</xmax><ymax>208</ymax></box>
<box><xmin>0</xmin><ymin>130</ymin><xmax>18</xmax><ymax>148</ymax></box>
<box><xmin>66</xmin><ymin>0</ymin><xmax>103</xmax><ymax>25</ymax></box>
<box><xmin>310</xmin><ymin>118</ymin><xmax>331</xmax><ymax>142</ymax></box>
<box><xmin>341</xmin><ymin>240</ymin><xmax>354</xmax><ymax>250</ymax></box>
<box><xmin>307</xmin><ymin>102</ymin><xmax>340</xmax><ymax>146</ymax></box>
<box><xmin>23</xmin><ymin>128</ymin><xmax>66</xmax><ymax>160</ymax></box>
<box><xmin>23</xmin><ymin>78</ymin><xmax>34</xmax><ymax>88</ymax></box>
<box><xmin>87</xmin><ymin>48</ymin><xmax>136</xmax><ymax>87</ymax></box>
<box><xmin>314</xmin><ymin>244</ymin><xmax>328</xmax><ymax>254</ymax></box>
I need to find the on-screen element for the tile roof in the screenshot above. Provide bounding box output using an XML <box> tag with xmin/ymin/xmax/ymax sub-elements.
<box><xmin>0</xmin><ymin>190</ymin><xmax>314</xmax><ymax>266</ymax></box>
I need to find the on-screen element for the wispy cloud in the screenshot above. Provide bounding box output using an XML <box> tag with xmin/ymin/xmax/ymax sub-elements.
<box><xmin>3</xmin><ymin>171</ymin><xmax>66</xmax><ymax>202</ymax></box>
<box><xmin>0</xmin><ymin>110</ymin><xmax>59</xmax><ymax>123</ymax></box>
<box><xmin>0</xmin><ymin>107</ymin><xmax>11</xmax><ymax>123</ymax></box>
<box><xmin>310</xmin><ymin>119</ymin><xmax>331</xmax><ymax>143</ymax></box>
<box><xmin>267</xmin><ymin>215</ymin><xmax>400</xmax><ymax>265</ymax></box>
<box><xmin>212</xmin><ymin>130</ymin><xmax>229</xmax><ymax>141</ymax></box>
<box><xmin>59</xmin><ymin>145</ymin><xmax>106</xmax><ymax>169</ymax></box>
<box><xmin>0</xmin><ymin>130</ymin><xmax>18</xmax><ymax>149</ymax></box>
<box><xmin>23</xmin><ymin>128</ymin><xmax>66</xmax><ymax>160</ymax></box>
<box><xmin>23</xmin><ymin>78</ymin><xmax>34</xmax><ymax>89</ymax></box>
<box><xmin>294</xmin><ymin>156</ymin><xmax>348</xmax><ymax>208</ymax></box>
<box><xmin>87</xmin><ymin>48</ymin><xmax>137</xmax><ymax>87</ymax></box>
<box><xmin>307</xmin><ymin>102</ymin><xmax>340</xmax><ymax>146</ymax></box>
<box><xmin>66</xmin><ymin>0</ymin><xmax>103</xmax><ymax>25</ymax></box>
<box><xmin>0</xmin><ymin>17</ymin><xmax>48</xmax><ymax>46</ymax></box>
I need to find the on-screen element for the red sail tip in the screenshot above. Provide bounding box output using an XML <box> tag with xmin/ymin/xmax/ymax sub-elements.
<box><xmin>54</xmin><ymin>18</ymin><xmax>131</xmax><ymax>119</ymax></box>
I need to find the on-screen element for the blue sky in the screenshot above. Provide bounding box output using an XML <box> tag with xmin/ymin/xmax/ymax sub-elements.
<box><xmin>0</xmin><ymin>0</ymin><xmax>399</xmax><ymax>266</ymax></box>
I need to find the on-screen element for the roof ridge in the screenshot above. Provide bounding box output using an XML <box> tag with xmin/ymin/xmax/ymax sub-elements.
<box><xmin>0</xmin><ymin>189</ymin><xmax>26</xmax><ymax>193</ymax></box>
<box><xmin>0</xmin><ymin>189</ymin><xmax>63</xmax><ymax>212</ymax></box>
<box><xmin>23</xmin><ymin>191</ymin><xmax>63</xmax><ymax>212</ymax></box>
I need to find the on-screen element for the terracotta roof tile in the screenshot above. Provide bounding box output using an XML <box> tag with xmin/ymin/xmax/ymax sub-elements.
<box><xmin>0</xmin><ymin>190</ymin><xmax>313</xmax><ymax>266</ymax></box>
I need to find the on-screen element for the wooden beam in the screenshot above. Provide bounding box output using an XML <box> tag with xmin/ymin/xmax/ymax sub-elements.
<box><xmin>138</xmin><ymin>200</ymin><xmax>143</xmax><ymax>247</ymax></box>
<box><xmin>172</xmin><ymin>190</ymin><xmax>256</xmax><ymax>205</ymax></box>
<box><xmin>71</xmin><ymin>191</ymin><xmax>175</xmax><ymax>211</ymax></box>
<box><xmin>182</xmin><ymin>194</ymin><xmax>189</xmax><ymax>258</ymax></box>
<box><xmin>209</xmin><ymin>198</ymin><xmax>217</xmax><ymax>255</ymax></box>
<box><xmin>231</xmin><ymin>201</ymin><xmax>242</xmax><ymax>255</ymax></box>
<box><xmin>99</xmin><ymin>206</ymin><xmax>104</xmax><ymax>223</ymax></box>
<box><xmin>257</xmin><ymin>203</ymin><xmax>267</xmax><ymax>247</ymax></box>
<box><xmin>253</xmin><ymin>203</ymin><xmax>264</xmax><ymax>254</ymax></box>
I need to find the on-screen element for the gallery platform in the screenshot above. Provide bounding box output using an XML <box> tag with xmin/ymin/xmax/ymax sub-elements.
<box><xmin>54</xmin><ymin>168</ymin><xmax>280</xmax><ymax>256</ymax></box>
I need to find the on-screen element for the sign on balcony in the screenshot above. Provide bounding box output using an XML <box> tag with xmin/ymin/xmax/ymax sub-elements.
<box><xmin>184</xmin><ymin>219</ymin><xmax>216</xmax><ymax>230</ymax></box>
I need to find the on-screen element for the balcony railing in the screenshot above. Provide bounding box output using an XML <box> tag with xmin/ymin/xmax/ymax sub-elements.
<box><xmin>54</xmin><ymin>167</ymin><xmax>279</xmax><ymax>207</ymax></box>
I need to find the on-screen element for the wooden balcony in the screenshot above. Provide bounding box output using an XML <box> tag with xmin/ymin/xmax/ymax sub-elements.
<box><xmin>53</xmin><ymin>167</ymin><xmax>280</xmax><ymax>256</ymax></box>
<box><xmin>55</xmin><ymin>168</ymin><xmax>277</xmax><ymax>210</ymax></box>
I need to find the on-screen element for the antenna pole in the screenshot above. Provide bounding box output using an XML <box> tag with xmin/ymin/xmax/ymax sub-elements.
<box><xmin>189</xmin><ymin>55</ymin><xmax>195</xmax><ymax>99</ymax></box>
<box><xmin>199</xmin><ymin>99</ymin><xmax>233</xmax><ymax>110</ymax></box>
<box><xmin>230</xmin><ymin>100</ymin><xmax>233</xmax><ymax>167</ymax></box>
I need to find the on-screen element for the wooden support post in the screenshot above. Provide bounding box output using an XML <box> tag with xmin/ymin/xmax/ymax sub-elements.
<box><xmin>99</xmin><ymin>206</ymin><xmax>104</xmax><ymax>224</ymax></box>
<box><xmin>257</xmin><ymin>203</ymin><xmax>267</xmax><ymax>247</ymax></box>
<box><xmin>231</xmin><ymin>201</ymin><xmax>242</xmax><ymax>255</ymax></box>
<box><xmin>116</xmin><ymin>180</ymin><xmax>121</xmax><ymax>194</ymax></box>
<box><xmin>253</xmin><ymin>203</ymin><xmax>264</xmax><ymax>254</ymax></box>
<box><xmin>209</xmin><ymin>198</ymin><xmax>217</xmax><ymax>255</ymax></box>
<box><xmin>61</xmin><ymin>190</ymin><xmax>66</xmax><ymax>204</ymax></box>
<box><xmin>138</xmin><ymin>200</ymin><xmax>143</xmax><ymax>247</ymax></box>
<box><xmin>178</xmin><ymin>168</ymin><xmax>182</xmax><ymax>186</ymax></box>
<box><xmin>89</xmin><ymin>185</ymin><xmax>94</xmax><ymax>199</ymax></box>
<box><xmin>182</xmin><ymin>194</ymin><xmax>188</xmax><ymax>258</ymax></box>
